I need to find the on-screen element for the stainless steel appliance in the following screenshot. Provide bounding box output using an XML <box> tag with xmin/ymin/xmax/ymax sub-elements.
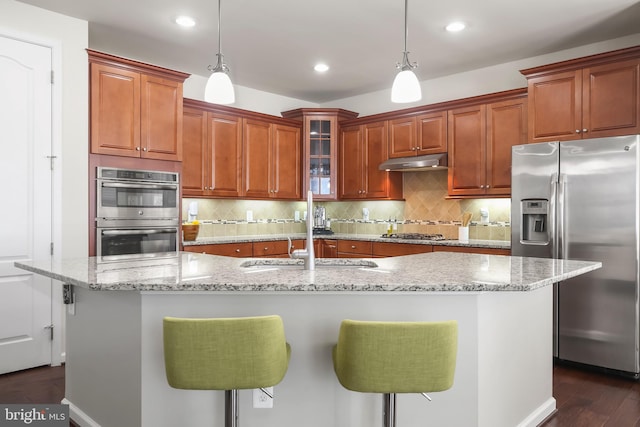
<box><xmin>96</xmin><ymin>227</ymin><xmax>179</xmax><ymax>259</ymax></box>
<box><xmin>96</xmin><ymin>167</ymin><xmax>179</xmax><ymax>227</ymax></box>
<box><xmin>96</xmin><ymin>167</ymin><xmax>180</xmax><ymax>258</ymax></box>
<box><xmin>313</xmin><ymin>206</ymin><xmax>333</xmax><ymax>235</ymax></box>
<box><xmin>511</xmin><ymin>135</ymin><xmax>640</xmax><ymax>377</ymax></box>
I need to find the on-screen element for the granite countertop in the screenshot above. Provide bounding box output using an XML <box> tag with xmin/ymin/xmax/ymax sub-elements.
<box><xmin>183</xmin><ymin>233</ymin><xmax>511</xmax><ymax>250</ymax></box>
<box><xmin>15</xmin><ymin>251</ymin><xmax>599</xmax><ymax>293</ymax></box>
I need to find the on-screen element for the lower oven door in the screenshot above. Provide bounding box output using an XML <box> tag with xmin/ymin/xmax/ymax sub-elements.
<box><xmin>97</xmin><ymin>227</ymin><xmax>179</xmax><ymax>258</ymax></box>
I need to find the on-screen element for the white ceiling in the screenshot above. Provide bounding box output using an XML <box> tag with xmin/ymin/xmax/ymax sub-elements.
<box><xmin>17</xmin><ymin>0</ymin><xmax>640</xmax><ymax>103</ymax></box>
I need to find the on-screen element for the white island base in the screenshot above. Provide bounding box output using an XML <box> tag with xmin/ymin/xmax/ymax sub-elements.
<box><xmin>65</xmin><ymin>286</ymin><xmax>554</xmax><ymax>427</ymax></box>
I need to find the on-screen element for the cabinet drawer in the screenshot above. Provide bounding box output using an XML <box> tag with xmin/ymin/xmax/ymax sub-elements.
<box><xmin>184</xmin><ymin>243</ymin><xmax>253</xmax><ymax>257</ymax></box>
<box><xmin>432</xmin><ymin>245</ymin><xmax>510</xmax><ymax>255</ymax></box>
<box><xmin>371</xmin><ymin>242</ymin><xmax>433</xmax><ymax>257</ymax></box>
<box><xmin>253</xmin><ymin>239</ymin><xmax>305</xmax><ymax>257</ymax></box>
<box><xmin>337</xmin><ymin>240</ymin><xmax>372</xmax><ymax>256</ymax></box>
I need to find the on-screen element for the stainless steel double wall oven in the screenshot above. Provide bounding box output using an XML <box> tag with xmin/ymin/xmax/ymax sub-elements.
<box><xmin>96</xmin><ymin>167</ymin><xmax>180</xmax><ymax>258</ymax></box>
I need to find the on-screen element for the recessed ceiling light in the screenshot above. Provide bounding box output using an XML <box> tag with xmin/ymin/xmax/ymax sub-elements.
<box><xmin>445</xmin><ymin>21</ymin><xmax>466</xmax><ymax>32</ymax></box>
<box><xmin>314</xmin><ymin>63</ymin><xmax>329</xmax><ymax>73</ymax></box>
<box><xmin>175</xmin><ymin>15</ymin><xmax>196</xmax><ymax>28</ymax></box>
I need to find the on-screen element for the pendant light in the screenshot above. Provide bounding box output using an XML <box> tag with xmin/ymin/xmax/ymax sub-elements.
<box><xmin>204</xmin><ymin>0</ymin><xmax>235</xmax><ymax>104</ymax></box>
<box><xmin>391</xmin><ymin>0</ymin><xmax>422</xmax><ymax>103</ymax></box>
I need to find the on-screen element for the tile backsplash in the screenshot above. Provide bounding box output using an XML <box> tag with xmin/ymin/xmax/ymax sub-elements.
<box><xmin>183</xmin><ymin>170</ymin><xmax>511</xmax><ymax>241</ymax></box>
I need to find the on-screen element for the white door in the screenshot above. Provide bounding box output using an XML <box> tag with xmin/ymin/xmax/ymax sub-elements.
<box><xmin>0</xmin><ymin>35</ymin><xmax>53</xmax><ymax>374</ymax></box>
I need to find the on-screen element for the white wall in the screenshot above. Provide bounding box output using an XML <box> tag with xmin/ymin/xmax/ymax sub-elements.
<box><xmin>183</xmin><ymin>74</ymin><xmax>318</xmax><ymax>117</ymax></box>
<box><xmin>0</xmin><ymin>0</ymin><xmax>89</xmax><ymax>259</ymax></box>
<box><xmin>324</xmin><ymin>33</ymin><xmax>640</xmax><ymax>117</ymax></box>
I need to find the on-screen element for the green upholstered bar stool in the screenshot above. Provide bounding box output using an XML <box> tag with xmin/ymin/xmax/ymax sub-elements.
<box><xmin>332</xmin><ymin>319</ymin><xmax>458</xmax><ymax>427</ymax></box>
<box><xmin>163</xmin><ymin>315</ymin><xmax>291</xmax><ymax>427</ymax></box>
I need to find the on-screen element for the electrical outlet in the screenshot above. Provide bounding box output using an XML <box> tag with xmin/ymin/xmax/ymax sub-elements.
<box><xmin>253</xmin><ymin>387</ymin><xmax>274</xmax><ymax>409</ymax></box>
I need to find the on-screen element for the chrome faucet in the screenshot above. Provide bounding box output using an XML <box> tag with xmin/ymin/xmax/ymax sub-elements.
<box><xmin>288</xmin><ymin>190</ymin><xmax>315</xmax><ymax>270</ymax></box>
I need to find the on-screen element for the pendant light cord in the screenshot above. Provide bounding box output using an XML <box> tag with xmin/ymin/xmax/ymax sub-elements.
<box><xmin>217</xmin><ymin>0</ymin><xmax>222</xmax><ymax>56</ymax></box>
<box><xmin>403</xmin><ymin>0</ymin><xmax>408</xmax><ymax>54</ymax></box>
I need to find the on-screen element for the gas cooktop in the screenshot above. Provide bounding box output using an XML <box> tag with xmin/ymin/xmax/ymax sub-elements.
<box><xmin>381</xmin><ymin>233</ymin><xmax>447</xmax><ymax>241</ymax></box>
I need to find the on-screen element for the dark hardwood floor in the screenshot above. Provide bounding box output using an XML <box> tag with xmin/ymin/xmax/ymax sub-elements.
<box><xmin>0</xmin><ymin>365</ymin><xmax>77</xmax><ymax>427</ymax></box>
<box><xmin>541</xmin><ymin>364</ymin><xmax>640</xmax><ymax>426</ymax></box>
<box><xmin>1</xmin><ymin>363</ymin><xmax>639</xmax><ymax>426</ymax></box>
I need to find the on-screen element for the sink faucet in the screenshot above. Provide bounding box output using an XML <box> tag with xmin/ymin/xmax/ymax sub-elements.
<box><xmin>288</xmin><ymin>190</ymin><xmax>315</xmax><ymax>270</ymax></box>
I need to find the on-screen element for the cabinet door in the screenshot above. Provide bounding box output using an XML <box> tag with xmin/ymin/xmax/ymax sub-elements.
<box><xmin>182</xmin><ymin>107</ymin><xmax>208</xmax><ymax>196</ymax></box>
<box><xmin>448</xmin><ymin>105</ymin><xmax>487</xmax><ymax>196</ymax></box>
<box><xmin>90</xmin><ymin>63</ymin><xmax>140</xmax><ymax>156</ymax></box>
<box><xmin>272</xmin><ymin>123</ymin><xmax>301</xmax><ymax>199</ymax></box>
<box><xmin>209</xmin><ymin>113</ymin><xmax>242</xmax><ymax>197</ymax></box>
<box><xmin>388</xmin><ymin>117</ymin><xmax>417</xmax><ymax>158</ymax></box>
<box><xmin>527</xmin><ymin>70</ymin><xmax>582</xmax><ymax>142</ymax></box>
<box><xmin>486</xmin><ymin>98</ymin><xmax>527</xmax><ymax>196</ymax></box>
<box><xmin>417</xmin><ymin>111</ymin><xmax>447</xmax><ymax>154</ymax></box>
<box><xmin>322</xmin><ymin>239</ymin><xmax>338</xmax><ymax>258</ymax></box>
<box><xmin>583</xmin><ymin>59</ymin><xmax>640</xmax><ymax>138</ymax></box>
<box><xmin>364</xmin><ymin>121</ymin><xmax>390</xmax><ymax>198</ymax></box>
<box><xmin>306</xmin><ymin>116</ymin><xmax>338</xmax><ymax>200</ymax></box>
<box><xmin>140</xmin><ymin>75</ymin><xmax>183</xmax><ymax>161</ymax></box>
<box><xmin>339</xmin><ymin>125</ymin><xmax>364</xmax><ymax>198</ymax></box>
<box><xmin>242</xmin><ymin>118</ymin><xmax>272</xmax><ymax>198</ymax></box>
<box><xmin>371</xmin><ymin>242</ymin><xmax>432</xmax><ymax>257</ymax></box>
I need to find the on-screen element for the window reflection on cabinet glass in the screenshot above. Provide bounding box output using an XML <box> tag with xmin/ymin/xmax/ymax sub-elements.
<box><xmin>310</xmin><ymin>177</ymin><xmax>331</xmax><ymax>195</ymax></box>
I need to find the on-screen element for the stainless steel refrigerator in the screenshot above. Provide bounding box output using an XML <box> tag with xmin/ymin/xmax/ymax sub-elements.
<box><xmin>511</xmin><ymin>135</ymin><xmax>640</xmax><ymax>378</ymax></box>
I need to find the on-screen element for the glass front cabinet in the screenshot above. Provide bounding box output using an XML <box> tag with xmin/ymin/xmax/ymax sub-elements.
<box><xmin>281</xmin><ymin>108</ymin><xmax>359</xmax><ymax>200</ymax></box>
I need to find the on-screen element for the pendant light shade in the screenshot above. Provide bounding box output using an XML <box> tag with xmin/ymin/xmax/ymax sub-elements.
<box><xmin>391</xmin><ymin>0</ymin><xmax>421</xmax><ymax>103</ymax></box>
<box><xmin>205</xmin><ymin>54</ymin><xmax>235</xmax><ymax>104</ymax></box>
<box><xmin>204</xmin><ymin>0</ymin><xmax>235</xmax><ymax>104</ymax></box>
<box><xmin>391</xmin><ymin>68</ymin><xmax>421</xmax><ymax>103</ymax></box>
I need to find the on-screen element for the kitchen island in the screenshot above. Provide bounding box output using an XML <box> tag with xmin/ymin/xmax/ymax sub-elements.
<box><xmin>16</xmin><ymin>252</ymin><xmax>600</xmax><ymax>427</ymax></box>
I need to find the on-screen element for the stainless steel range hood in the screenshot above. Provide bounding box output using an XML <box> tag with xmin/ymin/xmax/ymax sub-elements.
<box><xmin>378</xmin><ymin>153</ymin><xmax>447</xmax><ymax>171</ymax></box>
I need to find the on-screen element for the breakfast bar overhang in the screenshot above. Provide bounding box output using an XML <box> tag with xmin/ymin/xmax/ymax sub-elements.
<box><xmin>16</xmin><ymin>252</ymin><xmax>601</xmax><ymax>427</ymax></box>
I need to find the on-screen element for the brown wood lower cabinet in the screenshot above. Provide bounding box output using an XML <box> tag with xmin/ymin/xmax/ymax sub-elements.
<box><xmin>371</xmin><ymin>242</ymin><xmax>433</xmax><ymax>257</ymax></box>
<box><xmin>183</xmin><ymin>242</ymin><xmax>253</xmax><ymax>257</ymax></box>
<box><xmin>315</xmin><ymin>239</ymin><xmax>338</xmax><ymax>258</ymax></box>
<box><xmin>432</xmin><ymin>245</ymin><xmax>510</xmax><ymax>255</ymax></box>
<box><xmin>183</xmin><ymin>240</ymin><xmax>305</xmax><ymax>258</ymax></box>
<box><xmin>336</xmin><ymin>240</ymin><xmax>373</xmax><ymax>258</ymax></box>
<box><xmin>184</xmin><ymin>240</ymin><xmax>510</xmax><ymax>258</ymax></box>
<box><xmin>253</xmin><ymin>240</ymin><xmax>304</xmax><ymax>258</ymax></box>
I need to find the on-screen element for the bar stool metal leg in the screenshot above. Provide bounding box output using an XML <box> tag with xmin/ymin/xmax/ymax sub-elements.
<box><xmin>383</xmin><ymin>393</ymin><xmax>396</xmax><ymax>427</ymax></box>
<box><xmin>225</xmin><ymin>389</ymin><xmax>239</xmax><ymax>427</ymax></box>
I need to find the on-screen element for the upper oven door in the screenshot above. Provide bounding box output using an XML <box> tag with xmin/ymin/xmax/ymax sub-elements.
<box><xmin>96</xmin><ymin>179</ymin><xmax>179</xmax><ymax>224</ymax></box>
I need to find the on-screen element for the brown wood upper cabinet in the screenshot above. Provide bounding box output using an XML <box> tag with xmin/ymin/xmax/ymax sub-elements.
<box><xmin>243</xmin><ymin>118</ymin><xmax>301</xmax><ymax>199</ymax></box>
<box><xmin>281</xmin><ymin>109</ymin><xmax>359</xmax><ymax>201</ymax></box>
<box><xmin>88</xmin><ymin>50</ymin><xmax>189</xmax><ymax>161</ymax></box>
<box><xmin>339</xmin><ymin>121</ymin><xmax>403</xmax><ymax>200</ymax></box>
<box><xmin>522</xmin><ymin>47</ymin><xmax>640</xmax><ymax>142</ymax></box>
<box><xmin>388</xmin><ymin>111</ymin><xmax>447</xmax><ymax>158</ymax></box>
<box><xmin>182</xmin><ymin>105</ymin><xmax>242</xmax><ymax>197</ymax></box>
<box><xmin>448</xmin><ymin>94</ymin><xmax>527</xmax><ymax>197</ymax></box>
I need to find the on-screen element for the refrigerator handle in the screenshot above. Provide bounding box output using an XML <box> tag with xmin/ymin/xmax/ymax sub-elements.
<box><xmin>557</xmin><ymin>173</ymin><xmax>567</xmax><ymax>260</ymax></box>
<box><xmin>549</xmin><ymin>173</ymin><xmax>558</xmax><ymax>259</ymax></box>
